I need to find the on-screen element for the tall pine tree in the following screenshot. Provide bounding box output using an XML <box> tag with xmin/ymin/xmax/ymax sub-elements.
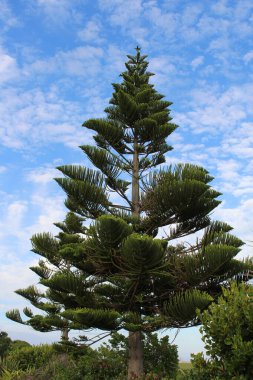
<box><xmin>7</xmin><ymin>48</ymin><xmax>251</xmax><ymax>378</ymax></box>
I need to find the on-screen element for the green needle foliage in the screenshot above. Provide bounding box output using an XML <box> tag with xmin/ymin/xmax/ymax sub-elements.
<box><xmin>6</xmin><ymin>212</ymin><xmax>87</xmax><ymax>337</ymax></box>
<box><xmin>7</xmin><ymin>48</ymin><xmax>252</xmax><ymax>378</ymax></box>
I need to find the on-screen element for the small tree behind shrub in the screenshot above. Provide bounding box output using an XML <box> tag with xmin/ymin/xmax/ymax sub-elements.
<box><xmin>107</xmin><ymin>331</ymin><xmax>178</xmax><ymax>379</ymax></box>
<box><xmin>0</xmin><ymin>332</ymin><xmax>12</xmax><ymax>361</ymax></box>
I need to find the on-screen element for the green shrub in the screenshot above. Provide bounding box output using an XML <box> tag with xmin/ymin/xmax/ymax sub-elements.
<box><xmin>6</xmin><ymin>344</ymin><xmax>55</xmax><ymax>372</ymax></box>
<box><xmin>10</xmin><ymin>341</ymin><xmax>31</xmax><ymax>352</ymax></box>
<box><xmin>176</xmin><ymin>353</ymin><xmax>219</xmax><ymax>380</ymax></box>
<box><xmin>178</xmin><ymin>282</ymin><xmax>253</xmax><ymax>380</ymax></box>
<box><xmin>143</xmin><ymin>333</ymin><xmax>178</xmax><ymax>378</ymax></box>
<box><xmin>75</xmin><ymin>347</ymin><xmax>126</xmax><ymax>380</ymax></box>
<box><xmin>198</xmin><ymin>282</ymin><xmax>253</xmax><ymax>379</ymax></box>
<box><xmin>2</xmin><ymin>332</ymin><xmax>178</xmax><ymax>379</ymax></box>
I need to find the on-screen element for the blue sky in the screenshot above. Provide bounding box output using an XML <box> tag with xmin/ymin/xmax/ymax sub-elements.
<box><xmin>0</xmin><ymin>0</ymin><xmax>253</xmax><ymax>361</ymax></box>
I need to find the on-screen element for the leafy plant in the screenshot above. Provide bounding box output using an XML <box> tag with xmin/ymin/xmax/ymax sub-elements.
<box><xmin>5</xmin><ymin>344</ymin><xmax>54</xmax><ymax>372</ymax></box>
<box><xmin>198</xmin><ymin>282</ymin><xmax>253</xmax><ymax>379</ymax></box>
<box><xmin>179</xmin><ymin>282</ymin><xmax>253</xmax><ymax>380</ymax></box>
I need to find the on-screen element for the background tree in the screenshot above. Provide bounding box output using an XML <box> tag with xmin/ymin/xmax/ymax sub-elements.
<box><xmin>0</xmin><ymin>332</ymin><xmax>11</xmax><ymax>362</ymax></box>
<box><xmin>7</xmin><ymin>48</ymin><xmax>252</xmax><ymax>379</ymax></box>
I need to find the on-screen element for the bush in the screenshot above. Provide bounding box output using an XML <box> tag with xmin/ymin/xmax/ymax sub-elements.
<box><xmin>10</xmin><ymin>341</ymin><xmax>31</xmax><ymax>351</ymax></box>
<box><xmin>143</xmin><ymin>333</ymin><xmax>178</xmax><ymax>378</ymax></box>
<box><xmin>2</xmin><ymin>332</ymin><xmax>178</xmax><ymax>379</ymax></box>
<box><xmin>178</xmin><ymin>282</ymin><xmax>253</xmax><ymax>380</ymax></box>
<box><xmin>199</xmin><ymin>282</ymin><xmax>253</xmax><ymax>379</ymax></box>
<box><xmin>77</xmin><ymin>347</ymin><xmax>126</xmax><ymax>380</ymax></box>
<box><xmin>176</xmin><ymin>353</ymin><xmax>219</xmax><ymax>380</ymax></box>
<box><xmin>6</xmin><ymin>344</ymin><xmax>55</xmax><ymax>372</ymax></box>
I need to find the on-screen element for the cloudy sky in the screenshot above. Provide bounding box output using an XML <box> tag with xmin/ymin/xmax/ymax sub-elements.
<box><xmin>0</xmin><ymin>0</ymin><xmax>253</xmax><ymax>360</ymax></box>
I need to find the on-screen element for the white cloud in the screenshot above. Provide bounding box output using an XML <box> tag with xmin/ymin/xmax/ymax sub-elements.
<box><xmin>211</xmin><ymin>0</ymin><xmax>232</xmax><ymax>16</ymax></box>
<box><xmin>26</xmin><ymin>45</ymin><xmax>104</xmax><ymax>78</ymax></box>
<box><xmin>99</xmin><ymin>0</ymin><xmax>143</xmax><ymax>26</ymax></box>
<box><xmin>0</xmin><ymin>50</ymin><xmax>19</xmax><ymax>83</ymax></box>
<box><xmin>0</xmin><ymin>164</ymin><xmax>66</xmax><ymax>255</ymax></box>
<box><xmin>7</xmin><ymin>201</ymin><xmax>27</xmax><ymax>228</ymax></box>
<box><xmin>149</xmin><ymin>56</ymin><xmax>176</xmax><ymax>86</ymax></box>
<box><xmin>212</xmin><ymin>158</ymin><xmax>253</xmax><ymax>198</ymax></box>
<box><xmin>103</xmin><ymin>44</ymin><xmax>127</xmax><ymax>76</ymax></box>
<box><xmin>97</xmin><ymin>0</ymin><xmax>149</xmax><ymax>44</ymax></box>
<box><xmin>0</xmin><ymin>0</ymin><xmax>19</xmax><ymax>30</ymax></box>
<box><xmin>34</xmin><ymin>0</ymin><xmax>83</xmax><ymax>25</ymax></box>
<box><xmin>144</xmin><ymin>3</ymin><xmax>179</xmax><ymax>39</ymax></box>
<box><xmin>26</xmin><ymin>166</ymin><xmax>58</xmax><ymax>184</ymax></box>
<box><xmin>0</xmin><ymin>166</ymin><xmax>6</xmax><ymax>173</ymax></box>
<box><xmin>0</xmin><ymin>201</ymin><xmax>28</xmax><ymax>241</ymax></box>
<box><xmin>243</xmin><ymin>50</ymin><xmax>253</xmax><ymax>64</ymax></box>
<box><xmin>215</xmin><ymin>159</ymin><xmax>241</xmax><ymax>182</ymax></box>
<box><xmin>0</xmin><ymin>192</ymin><xmax>64</xmax><ymax>246</ymax></box>
<box><xmin>177</xmin><ymin>84</ymin><xmax>252</xmax><ymax>135</ymax></box>
<box><xmin>27</xmin><ymin>194</ymin><xmax>65</xmax><ymax>236</ymax></box>
<box><xmin>221</xmin><ymin>123</ymin><xmax>253</xmax><ymax>159</ymax></box>
<box><xmin>191</xmin><ymin>56</ymin><xmax>204</xmax><ymax>70</ymax></box>
<box><xmin>0</xmin><ymin>86</ymin><xmax>94</xmax><ymax>149</ymax></box>
<box><xmin>60</xmin><ymin>46</ymin><xmax>103</xmax><ymax>76</ymax></box>
<box><xmin>78</xmin><ymin>20</ymin><xmax>103</xmax><ymax>43</ymax></box>
<box><xmin>0</xmin><ymin>259</ymin><xmax>38</xmax><ymax>305</ymax></box>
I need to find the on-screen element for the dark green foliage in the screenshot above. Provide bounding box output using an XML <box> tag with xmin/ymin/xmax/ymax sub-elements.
<box><xmin>62</xmin><ymin>308</ymin><xmax>121</xmax><ymax>330</ymax></box>
<box><xmin>6</xmin><ymin>212</ymin><xmax>87</xmax><ymax>335</ymax></box>
<box><xmin>2</xmin><ymin>337</ymin><xmax>177</xmax><ymax>379</ymax></box>
<box><xmin>6</xmin><ymin>344</ymin><xmax>54</xmax><ymax>372</ymax></box>
<box><xmin>198</xmin><ymin>282</ymin><xmax>253</xmax><ymax>379</ymax></box>
<box><xmin>179</xmin><ymin>282</ymin><xmax>253</xmax><ymax>380</ymax></box>
<box><xmin>163</xmin><ymin>289</ymin><xmax>213</xmax><ymax>326</ymax></box>
<box><xmin>0</xmin><ymin>331</ymin><xmax>12</xmax><ymax>361</ymax></box>
<box><xmin>178</xmin><ymin>353</ymin><xmax>217</xmax><ymax>380</ymax></box>
<box><xmin>108</xmin><ymin>331</ymin><xmax>178</xmax><ymax>378</ymax></box>
<box><xmin>10</xmin><ymin>340</ymin><xmax>31</xmax><ymax>351</ymax></box>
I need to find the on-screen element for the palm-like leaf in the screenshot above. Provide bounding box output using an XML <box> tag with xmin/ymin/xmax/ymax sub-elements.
<box><xmin>163</xmin><ymin>289</ymin><xmax>213</xmax><ymax>326</ymax></box>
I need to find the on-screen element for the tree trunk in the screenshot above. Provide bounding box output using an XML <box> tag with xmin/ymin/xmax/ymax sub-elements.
<box><xmin>128</xmin><ymin>139</ymin><xmax>144</xmax><ymax>379</ymax></box>
<box><xmin>61</xmin><ymin>327</ymin><xmax>69</xmax><ymax>341</ymax></box>
<box><xmin>132</xmin><ymin>140</ymin><xmax>140</xmax><ymax>217</ymax></box>
<box><xmin>128</xmin><ymin>331</ymin><xmax>143</xmax><ymax>379</ymax></box>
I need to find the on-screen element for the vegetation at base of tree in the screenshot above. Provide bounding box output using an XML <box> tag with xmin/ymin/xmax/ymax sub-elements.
<box><xmin>103</xmin><ymin>331</ymin><xmax>178</xmax><ymax>378</ymax></box>
<box><xmin>6</xmin><ymin>344</ymin><xmax>54</xmax><ymax>372</ymax></box>
<box><xmin>0</xmin><ymin>333</ymin><xmax>178</xmax><ymax>380</ymax></box>
<box><xmin>6</xmin><ymin>48</ymin><xmax>252</xmax><ymax>378</ymax></box>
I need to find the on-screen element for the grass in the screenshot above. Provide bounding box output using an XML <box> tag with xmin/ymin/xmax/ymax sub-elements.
<box><xmin>176</xmin><ymin>363</ymin><xmax>192</xmax><ymax>379</ymax></box>
<box><xmin>179</xmin><ymin>363</ymin><xmax>192</xmax><ymax>370</ymax></box>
